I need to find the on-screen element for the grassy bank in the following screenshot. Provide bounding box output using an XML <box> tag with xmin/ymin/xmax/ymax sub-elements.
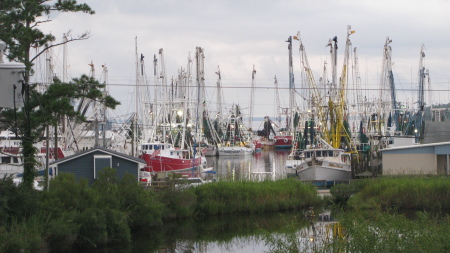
<box><xmin>265</xmin><ymin>176</ymin><xmax>450</xmax><ymax>253</ymax></box>
<box><xmin>265</xmin><ymin>210</ymin><xmax>450</xmax><ymax>253</ymax></box>
<box><xmin>0</xmin><ymin>170</ymin><xmax>321</xmax><ymax>252</ymax></box>
<box><xmin>192</xmin><ymin>179</ymin><xmax>322</xmax><ymax>215</ymax></box>
<box><xmin>329</xmin><ymin>176</ymin><xmax>450</xmax><ymax>210</ymax></box>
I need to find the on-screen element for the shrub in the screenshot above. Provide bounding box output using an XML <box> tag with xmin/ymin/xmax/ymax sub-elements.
<box><xmin>104</xmin><ymin>209</ymin><xmax>131</xmax><ymax>245</ymax></box>
<box><xmin>158</xmin><ymin>189</ymin><xmax>197</xmax><ymax>219</ymax></box>
<box><xmin>73</xmin><ymin>207</ymin><xmax>108</xmax><ymax>249</ymax></box>
<box><xmin>43</xmin><ymin>212</ymin><xmax>79</xmax><ymax>252</ymax></box>
<box><xmin>0</xmin><ymin>215</ymin><xmax>46</xmax><ymax>253</ymax></box>
<box><xmin>39</xmin><ymin>173</ymin><xmax>94</xmax><ymax>217</ymax></box>
<box><xmin>330</xmin><ymin>180</ymin><xmax>367</xmax><ymax>206</ymax></box>
<box><xmin>119</xmin><ymin>173</ymin><xmax>164</xmax><ymax>229</ymax></box>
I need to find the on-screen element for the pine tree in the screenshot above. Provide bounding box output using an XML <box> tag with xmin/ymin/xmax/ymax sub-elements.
<box><xmin>0</xmin><ymin>0</ymin><xmax>95</xmax><ymax>189</ymax></box>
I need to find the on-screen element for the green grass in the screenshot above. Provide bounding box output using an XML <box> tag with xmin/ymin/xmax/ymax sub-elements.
<box><xmin>346</xmin><ymin>176</ymin><xmax>450</xmax><ymax>211</ymax></box>
<box><xmin>191</xmin><ymin>179</ymin><xmax>323</xmax><ymax>215</ymax></box>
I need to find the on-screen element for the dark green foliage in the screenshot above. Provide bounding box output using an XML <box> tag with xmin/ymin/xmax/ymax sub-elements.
<box><xmin>39</xmin><ymin>173</ymin><xmax>94</xmax><ymax>217</ymax></box>
<box><xmin>159</xmin><ymin>189</ymin><xmax>198</xmax><ymax>219</ymax></box>
<box><xmin>0</xmin><ymin>0</ymin><xmax>95</xmax><ymax>189</ymax></box>
<box><xmin>104</xmin><ymin>209</ymin><xmax>132</xmax><ymax>246</ymax></box>
<box><xmin>119</xmin><ymin>173</ymin><xmax>163</xmax><ymax>229</ymax></box>
<box><xmin>73</xmin><ymin>207</ymin><xmax>108</xmax><ymax>249</ymax></box>
<box><xmin>0</xmin><ymin>0</ymin><xmax>94</xmax><ymax>67</ymax></box>
<box><xmin>43</xmin><ymin>212</ymin><xmax>79</xmax><ymax>252</ymax></box>
<box><xmin>0</xmin><ymin>215</ymin><xmax>47</xmax><ymax>253</ymax></box>
<box><xmin>0</xmin><ymin>175</ymin><xmax>18</xmax><ymax>226</ymax></box>
<box><xmin>0</xmin><ymin>175</ymin><xmax>40</xmax><ymax>227</ymax></box>
<box><xmin>92</xmin><ymin>168</ymin><xmax>163</xmax><ymax>229</ymax></box>
<box><xmin>329</xmin><ymin>180</ymin><xmax>368</xmax><ymax>206</ymax></box>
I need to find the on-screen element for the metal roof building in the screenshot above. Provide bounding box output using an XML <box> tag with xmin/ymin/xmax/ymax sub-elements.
<box><xmin>380</xmin><ymin>142</ymin><xmax>450</xmax><ymax>176</ymax></box>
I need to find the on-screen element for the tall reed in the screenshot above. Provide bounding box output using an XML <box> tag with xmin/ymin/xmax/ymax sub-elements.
<box><xmin>347</xmin><ymin>176</ymin><xmax>450</xmax><ymax>210</ymax></box>
<box><xmin>192</xmin><ymin>179</ymin><xmax>322</xmax><ymax>215</ymax></box>
<box><xmin>264</xmin><ymin>211</ymin><xmax>450</xmax><ymax>253</ymax></box>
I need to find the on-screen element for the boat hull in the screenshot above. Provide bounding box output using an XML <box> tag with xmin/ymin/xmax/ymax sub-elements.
<box><xmin>218</xmin><ymin>146</ymin><xmax>253</xmax><ymax>156</ymax></box>
<box><xmin>204</xmin><ymin>146</ymin><xmax>218</xmax><ymax>157</ymax></box>
<box><xmin>295</xmin><ymin>158</ymin><xmax>351</xmax><ymax>182</ymax></box>
<box><xmin>141</xmin><ymin>154</ymin><xmax>203</xmax><ymax>172</ymax></box>
<box><xmin>273</xmin><ymin>135</ymin><xmax>292</xmax><ymax>149</ymax></box>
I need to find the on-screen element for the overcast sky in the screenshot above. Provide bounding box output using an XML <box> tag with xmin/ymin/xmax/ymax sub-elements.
<box><xmin>35</xmin><ymin>0</ymin><xmax>450</xmax><ymax>121</ymax></box>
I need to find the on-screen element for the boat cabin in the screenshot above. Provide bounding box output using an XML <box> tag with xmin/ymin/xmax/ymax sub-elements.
<box><xmin>141</xmin><ymin>143</ymin><xmax>172</xmax><ymax>154</ymax></box>
<box><xmin>303</xmin><ymin>149</ymin><xmax>342</xmax><ymax>159</ymax></box>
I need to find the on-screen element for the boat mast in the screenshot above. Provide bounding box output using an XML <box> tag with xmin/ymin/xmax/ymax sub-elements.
<box><xmin>101</xmin><ymin>64</ymin><xmax>108</xmax><ymax>148</ymax></box>
<box><xmin>215</xmin><ymin>65</ymin><xmax>223</xmax><ymax>119</ymax></box>
<box><xmin>248</xmin><ymin>65</ymin><xmax>256</xmax><ymax>130</ymax></box>
<box><xmin>159</xmin><ymin>48</ymin><xmax>167</xmax><ymax>143</ymax></box>
<box><xmin>274</xmin><ymin>76</ymin><xmax>281</xmax><ymax>126</ymax></box>
<box><xmin>380</xmin><ymin>37</ymin><xmax>398</xmax><ymax>134</ymax></box>
<box><xmin>195</xmin><ymin>47</ymin><xmax>205</xmax><ymax>143</ymax></box>
<box><xmin>415</xmin><ymin>44</ymin><xmax>428</xmax><ymax>143</ymax></box>
<box><xmin>327</xmin><ymin>25</ymin><xmax>355</xmax><ymax>151</ymax></box>
<box><xmin>353</xmin><ymin>47</ymin><xmax>365</xmax><ymax>129</ymax></box>
<box><xmin>296</xmin><ymin>33</ymin><xmax>325</xmax><ymax>143</ymax></box>
<box><xmin>133</xmin><ymin>37</ymin><xmax>139</xmax><ymax>156</ymax></box>
<box><xmin>152</xmin><ymin>54</ymin><xmax>158</xmax><ymax>133</ymax></box>
<box><xmin>287</xmin><ymin>36</ymin><xmax>295</xmax><ymax>134</ymax></box>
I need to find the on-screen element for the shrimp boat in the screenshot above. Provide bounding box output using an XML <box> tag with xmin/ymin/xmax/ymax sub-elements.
<box><xmin>290</xmin><ymin>141</ymin><xmax>352</xmax><ymax>182</ymax></box>
<box><xmin>217</xmin><ymin>105</ymin><xmax>254</xmax><ymax>156</ymax></box>
<box><xmin>139</xmin><ymin>142</ymin><xmax>205</xmax><ymax>172</ymax></box>
<box><xmin>273</xmin><ymin>135</ymin><xmax>293</xmax><ymax>149</ymax></box>
<box><xmin>287</xmin><ymin>27</ymin><xmax>358</xmax><ymax>183</ymax></box>
<box><xmin>0</xmin><ymin>148</ymin><xmax>23</xmax><ymax>176</ymax></box>
<box><xmin>136</xmin><ymin>46</ymin><xmax>208</xmax><ymax>172</ymax></box>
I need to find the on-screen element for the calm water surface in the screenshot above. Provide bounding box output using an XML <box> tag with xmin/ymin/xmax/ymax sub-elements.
<box><xmin>206</xmin><ymin>149</ymin><xmax>291</xmax><ymax>182</ymax></box>
<box><xmin>138</xmin><ymin>150</ymin><xmax>305</xmax><ymax>253</ymax></box>
<box><xmin>130</xmin><ymin>210</ymin><xmax>322</xmax><ymax>253</ymax></box>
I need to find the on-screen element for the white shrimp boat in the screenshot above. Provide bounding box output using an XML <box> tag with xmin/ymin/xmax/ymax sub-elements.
<box><xmin>293</xmin><ymin>147</ymin><xmax>352</xmax><ymax>182</ymax></box>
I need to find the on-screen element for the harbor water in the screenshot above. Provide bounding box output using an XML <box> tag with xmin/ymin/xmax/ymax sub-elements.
<box><xmin>206</xmin><ymin>149</ymin><xmax>291</xmax><ymax>182</ymax></box>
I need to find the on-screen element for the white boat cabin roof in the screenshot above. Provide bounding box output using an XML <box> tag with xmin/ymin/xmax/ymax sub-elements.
<box><xmin>141</xmin><ymin>143</ymin><xmax>172</xmax><ymax>150</ymax></box>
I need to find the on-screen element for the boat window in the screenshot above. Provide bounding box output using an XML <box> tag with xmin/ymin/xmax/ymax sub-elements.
<box><xmin>155</xmin><ymin>145</ymin><xmax>160</xmax><ymax>150</ymax></box>
<box><xmin>13</xmin><ymin>157</ymin><xmax>19</xmax><ymax>163</ymax></box>
<box><xmin>306</xmin><ymin>152</ymin><xmax>310</xmax><ymax>158</ymax></box>
<box><xmin>1</xmin><ymin>157</ymin><xmax>11</xmax><ymax>163</ymax></box>
<box><xmin>170</xmin><ymin>151</ymin><xmax>173</xmax><ymax>156</ymax></box>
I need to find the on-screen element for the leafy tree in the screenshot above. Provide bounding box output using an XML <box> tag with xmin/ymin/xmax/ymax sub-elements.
<box><xmin>40</xmin><ymin>75</ymin><xmax>120</xmax><ymax>158</ymax></box>
<box><xmin>0</xmin><ymin>0</ymin><xmax>94</xmax><ymax>188</ymax></box>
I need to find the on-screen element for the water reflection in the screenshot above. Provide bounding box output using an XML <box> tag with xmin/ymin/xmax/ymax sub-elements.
<box><xmin>127</xmin><ymin>208</ymin><xmax>340</xmax><ymax>253</ymax></box>
<box><xmin>206</xmin><ymin>149</ymin><xmax>290</xmax><ymax>181</ymax></box>
<box><xmin>297</xmin><ymin>208</ymin><xmax>342</xmax><ymax>252</ymax></box>
<box><xmin>131</xmin><ymin>210</ymin><xmax>312</xmax><ymax>253</ymax></box>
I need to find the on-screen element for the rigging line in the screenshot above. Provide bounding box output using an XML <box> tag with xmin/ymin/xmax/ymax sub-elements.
<box><xmin>72</xmin><ymin>82</ymin><xmax>445</xmax><ymax>92</ymax></box>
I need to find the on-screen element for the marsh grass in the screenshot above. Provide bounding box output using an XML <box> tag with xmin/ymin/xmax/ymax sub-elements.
<box><xmin>266</xmin><ymin>176</ymin><xmax>450</xmax><ymax>252</ymax></box>
<box><xmin>264</xmin><ymin>210</ymin><xmax>450</xmax><ymax>253</ymax></box>
<box><xmin>347</xmin><ymin>176</ymin><xmax>450</xmax><ymax>211</ymax></box>
<box><xmin>328</xmin><ymin>211</ymin><xmax>450</xmax><ymax>253</ymax></box>
<box><xmin>191</xmin><ymin>179</ymin><xmax>322</xmax><ymax>215</ymax></box>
